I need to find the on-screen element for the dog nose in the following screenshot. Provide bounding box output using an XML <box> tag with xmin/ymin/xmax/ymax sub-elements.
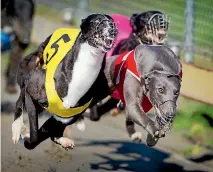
<box><xmin>165</xmin><ymin>107</ymin><xmax>176</xmax><ymax>119</ymax></box>
<box><xmin>109</xmin><ymin>28</ymin><xmax>118</xmax><ymax>35</ymax></box>
<box><xmin>160</xmin><ymin>101</ymin><xmax>176</xmax><ymax>117</ymax></box>
<box><xmin>165</xmin><ymin>112</ymin><xmax>174</xmax><ymax>119</ymax></box>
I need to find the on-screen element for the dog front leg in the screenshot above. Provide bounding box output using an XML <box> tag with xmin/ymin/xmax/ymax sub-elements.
<box><xmin>126</xmin><ymin>103</ymin><xmax>164</xmax><ymax>147</ymax></box>
<box><xmin>23</xmin><ymin>116</ymin><xmax>67</xmax><ymax>150</ymax></box>
<box><xmin>12</xmin><ymin>90</ymin><xmax>27</xmax><ymax>144</ymax></box>
<box><xmin>24</xmin><ymin>91</ymin><xmax>39</xmax><ymax>147</ymax></box>
<box><xmin>124</xmin><ymin>72</ymin><xmax>162</xmax><ymax>146</ymax></box>
<box><xmin>125</xmin><ymin>103</ymin><xmax>158</xmax><ymax>137</ymax></box>
<box><xmin>126</xmin><ymin>120</ymin><xmax>142</xmax><ymax>142</ymax></box>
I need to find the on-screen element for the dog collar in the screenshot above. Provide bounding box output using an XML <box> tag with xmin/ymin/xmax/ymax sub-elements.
<box><xmin>133</xmin><ymin>33</ymin><xmax>143</xmax><ymax>45</ymax></box>
<box><xmin>114</xmin><ymin>50</ymin><xmax>153</xmax><ymax>112</ymax></box>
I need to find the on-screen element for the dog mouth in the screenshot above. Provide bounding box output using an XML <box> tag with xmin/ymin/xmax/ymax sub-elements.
<box><xmin>155</xmin><ymin>30</ymin><xmax>167</xmax><ymax>44</ymax></box>
<box><xmin>102</xmin><ymin>37</ymin><xmax>115</xmax><ymax>51</ymax></box>
<box><xmin>94</xmin><ymin>26</ymin><xmax>118</xmax><ymax>52</ymax></box>
<box><xmin>93</xmin><ymin>35</ymin><xmax>116</xmax><ymax>52</ymax></box>
<box><xmin>90</xmin><ymin>35</ymin><xmax>115</xmax><ymax>52</ymax></box>
<box><xmin>145</xmin><ymin>29</ymin><xmax>167</xmax><ymax>45</ymax></box>
<box><xmin>154</xmin><ymin>105</ymin><xmax>174</xmax><ymax>132</ymax></box>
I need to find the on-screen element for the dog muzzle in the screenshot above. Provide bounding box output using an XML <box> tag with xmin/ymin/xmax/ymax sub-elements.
<box><xmin>138</xmin><ymin>13</ymin><xmax>169</xmax><ymax>45</ymax></box>
<box><xmin>89</xmin><ymin>18</ymin><xmax>118</xmax><ymax>52</ymax></box>
<box><xmin>154</xmin><ymin>100</ymin><xmax>176</xmax><ymax>132</ymax></box>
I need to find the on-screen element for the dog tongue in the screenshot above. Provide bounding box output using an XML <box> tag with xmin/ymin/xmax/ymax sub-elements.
<box><xmin>105</xmin><ymin>39</ymin><xmax>112</xmax><ymax>46</ymax></box>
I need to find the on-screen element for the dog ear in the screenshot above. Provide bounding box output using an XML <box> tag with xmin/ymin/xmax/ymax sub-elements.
<box><xmin>140</xmin><ymin>76</ymin><xmax>145</xmax><ymax>85</ymax></box>
<box><xmin>144</xmin><ymin>76</ymin><xmax>152</xmax><ymax>84</ymax></box>
<box><xmin>141</xmin><ymin>76</ymin><xmax>150</xmax><ymax>94</ymax></box>
<box><xmin>130</xmin><ymin>13</ymin><xmax>139</xmax><ymax>31</ymax></box>
<box><xmin>80</xmin><ymin>18</ymin><xmax>90</xmax><ymax>35</ymax></box>
<box><xmin>81</xmin><ymin>18</ymin><xmax>86</xmax><ymax>24</ymax></box>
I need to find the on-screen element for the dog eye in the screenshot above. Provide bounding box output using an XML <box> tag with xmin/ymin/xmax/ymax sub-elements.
<box><xmin>174</xmin><ymin>90</ymin><xmax>179</xmax><ymax>96</ymax></box>
<box><xmin>158</xmin><ymin>88</ymin><xmax>164</xmax><ymax>93</ymax></box>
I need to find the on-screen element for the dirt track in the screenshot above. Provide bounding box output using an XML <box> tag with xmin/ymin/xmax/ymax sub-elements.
<box><xmin>2</xmin><ymin>112</ymin><xmax>213</xmax><ymax>172</ymax></box>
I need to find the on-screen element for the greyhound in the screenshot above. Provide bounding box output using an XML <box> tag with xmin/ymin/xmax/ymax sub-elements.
<box><xmin>108</xmin><ymin>44</ymin><xmax>182</xmax><ymax>146</ymax></box>
<box><xmin>12</xmin><ymin>14</ymin><xmax>118</xmax><ymax>150</ymax></box>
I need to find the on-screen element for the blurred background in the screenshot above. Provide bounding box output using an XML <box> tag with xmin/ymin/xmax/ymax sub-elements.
<box><xmin>1</xmin><ymin>0</ymin><xmax>213</xmax><ymax>171</ymax></box>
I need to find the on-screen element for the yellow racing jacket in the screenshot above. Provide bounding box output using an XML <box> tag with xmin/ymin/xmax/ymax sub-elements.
<box><xmin>42</xmin><ymin>28</ymin><xmax>93</xmax><ymax>118</ymax></box>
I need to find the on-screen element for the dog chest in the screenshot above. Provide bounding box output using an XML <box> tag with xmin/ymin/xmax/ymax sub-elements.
<box><xmin>114</xmin><ymin>50</ymin><xmax>153</xmax><ymax>112</ymax></box>
<box><xmin>41</xmin><ymin>28</ymin><xmax>93</xmax><ymax>118</ymax></box>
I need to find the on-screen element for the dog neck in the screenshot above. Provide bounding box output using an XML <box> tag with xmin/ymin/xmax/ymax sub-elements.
<box><xmin>90</xmin><ymin>44</ymin><xmax>105</xmax><ymax>57</ymax></box>
<box><xmin>104</xmin><ymin>55</ymin><xmax>118</xmax><ymax>92</ymax></box>
<box><xmin>63</xmin><ymin>42</ymin><xmax>105</xmax><ymax>107</ymax></box>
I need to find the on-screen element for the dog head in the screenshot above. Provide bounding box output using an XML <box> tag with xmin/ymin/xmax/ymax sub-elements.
<box><xmin>130</xmin><ymin>11</ymin><xmax>169</xmax><ymax>45</ymax></box>
<box><xmin>142</xmin><ymin>70</ymin><xmax>181</xmax><ymax>132</ymax></box>
<box><xmin>80</xmin><ymin>14</ymin><xmax>118</xmax><ymax>52</ymax></box>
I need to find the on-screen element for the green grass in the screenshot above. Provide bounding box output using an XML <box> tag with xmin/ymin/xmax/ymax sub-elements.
<box><xmin>35</xmin><ymin>4</ymin><xmax>79</xmax><ymax>27</ymax></box>
<box><xmin>35</xmin><ymin>4</ymin><xmax>63</xmax><ymax>22</ymax></box>
<box><xmin>182</xmin><ymin>145</ymin><xmax>203</xmax><ymax>157</ymax></box>
<box><xmin>174</xmin><ymin>96</ymin><xmax>213</xmax><ymax>149</ymax></box>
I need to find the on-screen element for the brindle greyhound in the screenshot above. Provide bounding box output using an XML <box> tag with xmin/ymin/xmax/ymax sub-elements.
<box><xmin>12</xmin><ymin>14</ymin><xmax>118</xmax><ymax>150</ymax></box>
<box><xmin>13</xmin><ymin>43</ymin><xmax>182</xmax><ymax>150</ymax></box>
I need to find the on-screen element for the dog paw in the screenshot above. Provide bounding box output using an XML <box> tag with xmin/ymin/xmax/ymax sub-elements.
<box><xmin>20</xmin><ymin>125</ymin><xmax>30</xmax><ymax>139</ymax></box>
<box><xmin>76</xmin><ymin>120</ymin><xmax>85</xmax><ymax>132</ymax></box>
<box><xmin>146</xmin><ymin>133</ymin><xmax>159</xmax><ymax>147</ymax></box>
<box><xmin>54</xmin><ymin>137</ymin><xmax>75</xmax><ymax>150</ymax></box>
<box><xmin>154</xmin><ymin>130</ymin><xmax>165</xmax><ymax>138</ymax></box>
<box><xmin>62</xmin><ymin>97</ymin><xmax>71</xmax><ymax>109</ymax></box>
<box><xmin>110</xmin><ymin>108</ymin><xmax>121</xmax><ymax>116</ymax></box>
<box><xmin>12</xmin><ymin>119</ymin><xmax>24</xmax><ymax>144</ymax></box>
<box><xmin>130</xmin><ymin>132</ymin><xmax>142</xmax><ymax>142</ymax></box>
